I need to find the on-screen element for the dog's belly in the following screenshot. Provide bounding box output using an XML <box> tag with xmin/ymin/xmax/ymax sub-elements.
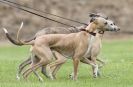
<box><xmin>51</xmin><ymin>48</ymin><xmax>74</xmax><ymax>58</ymax></box>
<box><xmin>83</xmin><ymin>52</ymin><xmax>91</xmax><ymax>58</ymax></box>
<box><xmin>59</xmin><ymin>50</ymin><xmax>74</xmax><ymax>58</ymax></box>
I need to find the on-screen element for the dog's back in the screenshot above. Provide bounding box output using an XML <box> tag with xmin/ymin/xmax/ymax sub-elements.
<box><xmin>35</xmin><ymin>26</ymin><xmax>84</xmax><ymax>37</ymax></box>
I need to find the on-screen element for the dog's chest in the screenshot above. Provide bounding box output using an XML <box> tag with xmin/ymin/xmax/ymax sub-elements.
<box><xmin>83</xmin><ymin>35</ymin><xmax>95</xmax><ymax>58</ymax></box>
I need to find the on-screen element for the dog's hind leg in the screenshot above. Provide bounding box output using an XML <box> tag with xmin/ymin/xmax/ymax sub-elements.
<box><xmin>31</xmin><ymin>55</ymin><xmax>44</xmax><ymax>82</ymax></box>
<box><xmin>22</xmin><ymin>60</ymin><xmax>44</xmax><ymax>80</ymax></box>
<box><xmin>16</xmin><ymin>56</ymin><xmax>31</xmax><ymax>80</ymax></box>
<box><xmin>41</xmin><ymin>65</ymin><xmax>49</xmax><ymax>78</ymax></box>
<box><xmin>33</xmin><ymin>70</ymin><xmax>44</xmax><ymax>82</ymax></box>
<box><xmin>41</xmin><ymin>51</ymin><xmax>67</xmax><ymax>79</ymax></box>
<box><xmin>46</xmin><ymin>51</ymin><xmax>67</xmax><ymax>79</ymax></box>
<box><xmin>22</xmin><ymin>47</ymin><xmax>53</xmax><ymax>81</ymax></box>
<box><xmin>52</xmin><ymin>64</ymin><xmax>62</xmax><ymax>79</ymax></box>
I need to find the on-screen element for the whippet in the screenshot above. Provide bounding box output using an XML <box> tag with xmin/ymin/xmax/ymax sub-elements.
<box><xmin>46</xmin><ymin>18</ymin><xmax>120</xmax><ymax>79</ymax></box>
<box><xmin>4</xmin><ymin>17</ymin><xmax>119</xmax><ymax>80</ymax></box>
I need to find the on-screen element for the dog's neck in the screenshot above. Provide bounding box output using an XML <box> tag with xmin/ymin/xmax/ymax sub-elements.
<box><xmin>80</xmin><ymin>29</ymin><xmax>96</xmax><ymax>36</ymax></box>
<box><xmin>85</xmin><ymin>22</ymin><xmax>97</xmax><ymax>32</ymax></box>
<box><xmin>84</xmin><ymin>22</ymin><xmax>98</xmax><ymax>36</ymax></box>
<box><xmin>95</xmin><ymin>30</ymin><xmax>104</xmax><ymax>41</ymax></box>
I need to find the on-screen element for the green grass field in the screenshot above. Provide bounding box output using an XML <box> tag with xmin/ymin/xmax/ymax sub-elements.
<box><xmin>0</xmin><ymin>39</ymin><xmax>133</xmax><ymax>87</ymax></box>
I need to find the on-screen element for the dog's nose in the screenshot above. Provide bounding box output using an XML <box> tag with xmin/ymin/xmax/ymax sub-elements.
<box><xmin>118</xmin><ymin>28</ymin><xmax>120</xmax><ymax>31</ymax></box>
<box><xmin>114</xmin><ymin>28</ymin><xmax>120</xmax><ymax>31</ymax></box>
<box><xmin>114</xmin><ymin>28</ymin><xmax>116</xmax><ymax>31</ymax></box>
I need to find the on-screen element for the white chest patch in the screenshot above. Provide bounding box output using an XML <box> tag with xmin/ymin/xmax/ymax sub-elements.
<box><xmin>83</xmin><ymin>35</ymin><xmax>95</xmax><ymax>58</ymax></box>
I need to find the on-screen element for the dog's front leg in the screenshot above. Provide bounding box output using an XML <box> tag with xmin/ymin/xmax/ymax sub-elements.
<box><xmin>96</xmin><ymin>58</ymin><xmax>105</xmax><ymax>68</ymax></box>
<box><xmin>72</xmin><ymin>58</ymin><xmax>80</xmax><ymax>80</ymax></box>
<box><xmin>91</xmin><ymin>57</ymin><xmax>99</xmax><ymax>78</ymax></box>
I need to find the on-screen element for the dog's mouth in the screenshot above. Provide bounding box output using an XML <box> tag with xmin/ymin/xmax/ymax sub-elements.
<box><xmin>116</xmin><ymin>28</ymin><xmax>120</xmax><ymax>32</ymax></box>
<box><xmin>105</xmin><ymin>28</ymin><xmax>120</xmax><ymax>32</ymax></box>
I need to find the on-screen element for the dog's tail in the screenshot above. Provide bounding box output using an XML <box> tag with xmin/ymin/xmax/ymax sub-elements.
<box><xmin>3</xmin><ymin>28</ymin><xmax>22</xmax><ymax>46</ymax></box>
<box><xmin>3</xmin><ymin>22</ymin><xmax>34</xmax><ymax>46</ymax></box>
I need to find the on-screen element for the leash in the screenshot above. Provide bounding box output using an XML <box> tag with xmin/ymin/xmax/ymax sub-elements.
<box><xmin>0</xmin><ymin>0</ymin><xmax>80</xmax><ymax>29</ymax></box>
<box><xmin>0</xmin><ymin>0</ymin><xmax>88</xmax><ymax>27</ymax></box>
<box><xmin>2</xmin><ymin>0</ymin><xmax>88</xmax><ymax>26</ymax></box>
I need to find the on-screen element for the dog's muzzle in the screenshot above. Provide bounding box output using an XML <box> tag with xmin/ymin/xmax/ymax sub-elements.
<box><xmin>105</xmin><ymin>28</ymin><xmax>120</xmax><ymax>32</ymax></box>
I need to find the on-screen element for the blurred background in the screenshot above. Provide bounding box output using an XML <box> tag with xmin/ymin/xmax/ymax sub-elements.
<box><xmin>0</xmin><ymin>0</ymin><xmax>133</xmax><ymax>41</ymax></box>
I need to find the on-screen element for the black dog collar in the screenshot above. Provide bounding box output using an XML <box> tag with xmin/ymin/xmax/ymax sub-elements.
<box><xmin>98</xmin><ymin>30</ymin><xmax>104</xmax><ymax>34</ymax></box>
<box><xmin>80</xmin><ymin>29</ymin><xmax>96</xmax><ymax>36</ymax></box>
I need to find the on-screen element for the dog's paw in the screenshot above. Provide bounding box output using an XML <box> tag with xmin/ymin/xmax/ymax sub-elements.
<box><xmin>97</xmin><ymin>70</ymin><xmax>101</xmax><ymax>77</ymax></box>
<box><xmin>93</xmin><ymin>64</ymin><xmax>99</xmax><ymax>78</ymax></box>
<box><xmin>48</xmin><ymin>73</ymin><xmax>54</xmax><ymax>80</ymax></box>
<box><xmin>69</xmin><ymin>73</ymin><xmax>78</xmax><ymax>80</ymax></box>
<box><xmin>16</xmin><ymin>75</ymin><xmax>20</xmax><ymax>80</ymax></box>
<box><xmin>69</xmin><ymin>73</ymin><xmax>74</xmax><ymax>79</ymax></box>
<box><xmin>53</xmin><ymin>75</ymin><xmax>56</xmax><ymax>80</ymax></box>
<box><xmin>39</xmin><ymin>77</ymin><xmax>44</xmax><ymax>82</ymax></box>
<box><xmin>93</xmin><ymin>73</ymin><xmax>98</xmax><ymax>78</ymax></box>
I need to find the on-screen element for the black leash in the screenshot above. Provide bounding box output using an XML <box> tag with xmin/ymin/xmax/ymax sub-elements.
<box><xmin>0</xmin><ymin>0</ymin><xmax>79</xmax><ymax>28</ymax></box>
<box><xmin>1</xmin><ymin>0</ymin><xmax>88</xmax><ymax>26</ymax></box>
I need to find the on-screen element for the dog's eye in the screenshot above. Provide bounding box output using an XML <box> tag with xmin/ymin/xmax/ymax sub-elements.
<box><xmin>104</xmin><ymin>22</ymin><xmax>107</xmax><ymax>25</ymax></box>
<box><xmin>113</xmin><ymin>23</ymin><xmax>115</xmax><ymax>25</ymax></box>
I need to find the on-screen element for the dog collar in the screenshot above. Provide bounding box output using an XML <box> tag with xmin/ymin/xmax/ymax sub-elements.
<box><xmin>88</xmin><ymin>32</ymin><xmax>96</xmax><ymax>36</ymax></box>
<box><xmin>98</xmin><ymin>30</ymin><xmax>104</xmax><ymax>34</ymax></box>
<box><xmin>80</xmin><ymin>29</ymin><xmax>96</xmax><ymax>36</ymax></box>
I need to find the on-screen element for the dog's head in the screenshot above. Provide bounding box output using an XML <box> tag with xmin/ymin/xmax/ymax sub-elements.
<box><xmin>103</xmin><ymin>19</ymin><xmax>120</xmax><ymax>32</ymax></box>
<box><xmin>87</xmin><ymin>17</ymin><xmax>120</xmax><ymax>33</ymax></box>
<box><xmin>88</xmin><ymin>13</ymin><xmax>120</xmax><ymax>32</ymax></box>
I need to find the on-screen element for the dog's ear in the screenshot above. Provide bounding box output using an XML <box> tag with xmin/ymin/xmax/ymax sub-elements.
<box><xmin>89</xmin><ymin>13</ymin><xmax>100</xmax><ymax>17</ymax></box>
<box><xmin>90</xmin><ymin>17</ymin><xmax>96</xmax><ymax>22</ymax></box>
<box><xmin>106</xmin><ymin>17</ymin><xmax>108</xmax><ymax>20</ymax></box>
<box><xmin>89</xmin><ymin>13</ymin><xmax>108</xmax><ymax>19</ymax></box>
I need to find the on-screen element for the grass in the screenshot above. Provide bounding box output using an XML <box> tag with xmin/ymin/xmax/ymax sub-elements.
<box><xmin>0</xmin><ymin>39</ymin><xmax>133</xmax><ymax>87</ymax></box>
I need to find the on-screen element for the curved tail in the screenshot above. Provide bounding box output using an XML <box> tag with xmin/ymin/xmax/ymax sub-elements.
<box><xmin>3</xmin><ymin>28</ymin><xmax>23</xmax><ymax>46</ymax></box>
<box><xmin>3</xmin><ymin>22</ymin><xmax>34</xmax><ymax>46</ymax></box>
